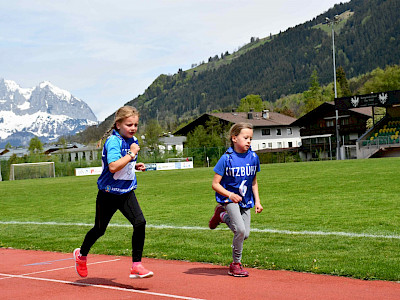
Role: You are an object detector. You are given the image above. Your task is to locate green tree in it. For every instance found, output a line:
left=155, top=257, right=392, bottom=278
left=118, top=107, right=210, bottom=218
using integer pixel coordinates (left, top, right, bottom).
left=186, top=117, right=228, bottom=148
left=28, top=137, right=43, bottom=154
left=361, top=65, right=400, bottom=94
left=186, top=125, right=209, bottom=148
left=237, top=94, right=264, bottom=112
left=57, top=137, right=67, bottom=148
left=275, top=106, right=296, bottom=117
left=366, top=107, right=386, bottom=129
left=204, top=116, right=227, bottom=147
left=143, top=119, right=163, bottom=153
left=5, top=142, right=12, bottom=149
left=303, top=70, right=324, bottom=114
left=336, top=66, right=351, bottom=97
left=273, top=94, right=304, bottom=118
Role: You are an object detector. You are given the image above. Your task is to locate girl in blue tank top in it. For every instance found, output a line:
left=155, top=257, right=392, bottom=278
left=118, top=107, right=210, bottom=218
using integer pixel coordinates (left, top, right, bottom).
left=209, top=122, right=263, bottom=277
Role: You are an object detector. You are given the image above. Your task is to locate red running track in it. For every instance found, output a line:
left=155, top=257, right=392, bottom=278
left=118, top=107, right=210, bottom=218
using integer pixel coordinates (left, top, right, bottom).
left=0, top=248, right=399, bottom=300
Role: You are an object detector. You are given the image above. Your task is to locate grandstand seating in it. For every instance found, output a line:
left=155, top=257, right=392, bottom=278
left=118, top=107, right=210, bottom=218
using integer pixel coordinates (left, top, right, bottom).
left=363, top=119, right=400, bottom=146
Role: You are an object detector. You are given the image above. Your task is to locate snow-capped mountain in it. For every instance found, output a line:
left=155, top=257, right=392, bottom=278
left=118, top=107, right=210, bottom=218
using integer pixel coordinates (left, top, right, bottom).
left=0, top=78, right=98, bottom=147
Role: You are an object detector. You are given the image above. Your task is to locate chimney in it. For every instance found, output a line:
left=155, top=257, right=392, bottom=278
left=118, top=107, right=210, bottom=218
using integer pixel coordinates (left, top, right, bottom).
left=247, top=109, right=253, bottom=120
left=262, top=109, right=269, bottom=119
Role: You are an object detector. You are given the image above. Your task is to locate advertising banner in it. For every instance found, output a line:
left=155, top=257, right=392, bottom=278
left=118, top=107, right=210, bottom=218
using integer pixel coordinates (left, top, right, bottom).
left=76, top=161, right=193, bottom=176
left=75, top=167, right=102, bottom=176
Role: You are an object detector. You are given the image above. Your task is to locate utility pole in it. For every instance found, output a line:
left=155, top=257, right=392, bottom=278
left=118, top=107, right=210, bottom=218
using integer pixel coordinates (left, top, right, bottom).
left=326, top=15, right=341, bottom=160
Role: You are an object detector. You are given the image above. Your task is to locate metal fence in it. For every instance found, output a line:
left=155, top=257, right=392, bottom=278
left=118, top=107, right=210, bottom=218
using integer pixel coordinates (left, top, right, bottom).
left=0, top=146, right=302, bottom=180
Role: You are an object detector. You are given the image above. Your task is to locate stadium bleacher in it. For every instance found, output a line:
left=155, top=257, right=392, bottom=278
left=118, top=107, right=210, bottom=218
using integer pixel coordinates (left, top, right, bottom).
left=364, top=119, right=400, bottom=146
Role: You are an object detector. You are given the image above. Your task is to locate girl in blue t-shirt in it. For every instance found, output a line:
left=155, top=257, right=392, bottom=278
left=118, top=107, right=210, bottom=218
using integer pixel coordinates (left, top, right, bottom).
left=209, top=122, right=263, bottom=277
left=73, top=106, right=153, bottom=279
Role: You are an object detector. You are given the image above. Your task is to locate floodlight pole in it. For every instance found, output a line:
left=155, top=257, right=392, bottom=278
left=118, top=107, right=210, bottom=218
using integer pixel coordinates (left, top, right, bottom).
left=327, top=15, right=341, bottom=160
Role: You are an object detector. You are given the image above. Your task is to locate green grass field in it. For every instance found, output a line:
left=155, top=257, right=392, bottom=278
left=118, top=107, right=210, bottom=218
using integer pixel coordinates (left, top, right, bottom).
left=1, top=158, right=400, bottom=281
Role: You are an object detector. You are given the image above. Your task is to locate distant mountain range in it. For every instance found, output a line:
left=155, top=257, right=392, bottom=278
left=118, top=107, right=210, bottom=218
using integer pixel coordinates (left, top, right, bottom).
left=0, top=78, right=97, bottom=147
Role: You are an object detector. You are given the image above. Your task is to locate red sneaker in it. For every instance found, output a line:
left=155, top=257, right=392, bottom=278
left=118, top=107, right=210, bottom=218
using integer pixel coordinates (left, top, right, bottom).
left=228, top=262, right=249, bottom=277
left=130, top=263, right=154, bottom=279
left=73, top=248, right=88, bottom=277
left=209, top=204, right=225, bottom=229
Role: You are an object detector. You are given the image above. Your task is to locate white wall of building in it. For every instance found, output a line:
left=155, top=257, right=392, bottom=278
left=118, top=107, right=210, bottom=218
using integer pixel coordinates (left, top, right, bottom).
left=159, top=144, right=184, bottom=153
left=251, top=126, right=301, bottom=151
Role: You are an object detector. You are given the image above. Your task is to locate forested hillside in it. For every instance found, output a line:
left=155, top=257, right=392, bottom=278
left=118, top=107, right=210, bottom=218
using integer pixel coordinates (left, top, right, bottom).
left=127, top=0, right=399, bottom=121
left=74, top=0, right=400, bottom=143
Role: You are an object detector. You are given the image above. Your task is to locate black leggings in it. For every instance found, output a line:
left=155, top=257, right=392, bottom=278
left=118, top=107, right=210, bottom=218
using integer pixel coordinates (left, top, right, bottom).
left=80, top=190, right=146, bottom=262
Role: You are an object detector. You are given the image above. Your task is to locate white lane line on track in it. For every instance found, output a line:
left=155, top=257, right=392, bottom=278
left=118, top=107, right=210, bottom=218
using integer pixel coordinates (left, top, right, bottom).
left=24, top=258, right=121, bottom=276
left=0, top=272, right=205, bottom=300
left=1, top=220, right=400, bottom=240
left=0, top=258, right=121, bottom=280
left=25, top=257, right=73, bottom=266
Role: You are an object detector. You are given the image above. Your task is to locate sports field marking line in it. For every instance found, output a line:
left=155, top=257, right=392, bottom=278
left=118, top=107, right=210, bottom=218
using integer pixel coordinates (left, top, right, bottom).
left=0, top=272, right=205, bottom=300
left=1, top=220, right=400, bottom=240
left=25, top=257, right=73, bottom=266
left=0, top=258, right=120, bottom=280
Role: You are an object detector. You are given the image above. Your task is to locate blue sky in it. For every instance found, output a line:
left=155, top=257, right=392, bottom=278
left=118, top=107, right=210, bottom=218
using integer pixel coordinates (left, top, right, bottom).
left=1, top=0, right=344, bottom=121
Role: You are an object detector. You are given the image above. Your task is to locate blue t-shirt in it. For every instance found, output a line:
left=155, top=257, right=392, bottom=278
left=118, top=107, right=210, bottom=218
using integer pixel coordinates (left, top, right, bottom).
left=97, top=130, right=138, bottom=194
left=213, top=147, right=260, bottom=208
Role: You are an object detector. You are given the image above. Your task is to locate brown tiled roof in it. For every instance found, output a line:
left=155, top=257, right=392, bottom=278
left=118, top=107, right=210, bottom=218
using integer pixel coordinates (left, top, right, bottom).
left=210, top=112, right=297, bottom=127
left=173, top=111, right=298, bottom=136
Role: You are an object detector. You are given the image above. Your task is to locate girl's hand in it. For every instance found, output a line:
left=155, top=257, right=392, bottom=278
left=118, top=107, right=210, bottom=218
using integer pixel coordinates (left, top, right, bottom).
left=135, top=162, right=146, bottom=171
left=229, top=193, right=242, bottom=203
left=255, top=203, right=263, bottom=214
left=130, top=143, right=140, bottom=155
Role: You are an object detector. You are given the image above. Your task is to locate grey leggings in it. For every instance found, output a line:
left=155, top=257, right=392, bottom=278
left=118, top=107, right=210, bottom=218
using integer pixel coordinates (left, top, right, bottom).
left=222, top=203, right=251, bottom=263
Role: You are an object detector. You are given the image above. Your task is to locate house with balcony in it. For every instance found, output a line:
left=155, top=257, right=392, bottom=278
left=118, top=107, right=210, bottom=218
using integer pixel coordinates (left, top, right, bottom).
left=174, top=110, right=301, bottom=151
left=291, top=102, right=372, bottom=160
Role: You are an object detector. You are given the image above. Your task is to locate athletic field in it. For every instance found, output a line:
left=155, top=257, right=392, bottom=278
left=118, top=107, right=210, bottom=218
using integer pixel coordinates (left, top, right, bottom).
left=1, top=157, right=400, bottom=282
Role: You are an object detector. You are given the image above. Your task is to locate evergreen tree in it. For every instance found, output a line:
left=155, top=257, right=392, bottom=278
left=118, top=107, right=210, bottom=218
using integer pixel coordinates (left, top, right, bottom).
left=336, top=66, right=351, bottom=97
left=303, top=70, right=324, bottom=114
